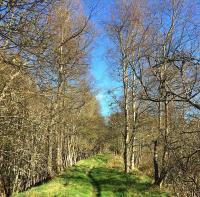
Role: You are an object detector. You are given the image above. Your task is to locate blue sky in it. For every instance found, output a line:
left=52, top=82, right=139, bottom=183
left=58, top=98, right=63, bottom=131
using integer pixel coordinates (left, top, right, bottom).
left=84, top=0, right=120, bottom=117
left=90, top=34, right=118, bottom=117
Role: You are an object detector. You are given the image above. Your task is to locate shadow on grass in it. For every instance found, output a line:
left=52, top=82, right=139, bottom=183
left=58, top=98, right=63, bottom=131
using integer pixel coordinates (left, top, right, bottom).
left=14, top=155, right=167, bottom=197
left=92, top=167, right=164, bottom=197
left=94, top=154, right=111, bottom=163
left=89, top=167, right=132, bottom=196
left=59, top=164, right=154, bottom=197
left=88, top=169, right=101, bottom=197
left=52, top=154, right=166, bottom=197
left=59, top=166, right=89, bottom=186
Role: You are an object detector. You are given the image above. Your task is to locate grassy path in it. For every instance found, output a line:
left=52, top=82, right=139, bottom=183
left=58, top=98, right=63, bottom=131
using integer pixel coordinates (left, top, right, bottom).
left=13, top=154, right=169, bottom=197
left=88, top=168, right=101, bottom=197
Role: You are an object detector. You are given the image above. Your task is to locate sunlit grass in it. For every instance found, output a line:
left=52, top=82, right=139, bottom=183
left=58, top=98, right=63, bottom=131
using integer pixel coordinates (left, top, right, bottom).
left=13, top=154, right=169, bottom=197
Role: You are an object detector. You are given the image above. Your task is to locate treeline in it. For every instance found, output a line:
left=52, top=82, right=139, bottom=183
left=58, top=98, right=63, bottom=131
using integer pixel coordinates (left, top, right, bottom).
left=0, top=1, right=106, bottom=196
left=105, top=0, right=200, bottom=196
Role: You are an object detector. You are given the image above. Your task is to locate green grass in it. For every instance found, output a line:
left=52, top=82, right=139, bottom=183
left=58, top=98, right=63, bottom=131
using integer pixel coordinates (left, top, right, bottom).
left=13, top=154, right=169, bottom=197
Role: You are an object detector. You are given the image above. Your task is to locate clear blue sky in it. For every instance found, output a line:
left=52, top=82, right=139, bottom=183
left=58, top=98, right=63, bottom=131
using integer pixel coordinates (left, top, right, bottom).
left=84, top=0, right=120, bottom=117
left=90, top=35, right=119, bottom=117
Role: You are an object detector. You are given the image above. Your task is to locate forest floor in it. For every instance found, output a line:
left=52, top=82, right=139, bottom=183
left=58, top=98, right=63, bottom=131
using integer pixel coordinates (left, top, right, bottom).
left=13, top=154, right=169, bottom=197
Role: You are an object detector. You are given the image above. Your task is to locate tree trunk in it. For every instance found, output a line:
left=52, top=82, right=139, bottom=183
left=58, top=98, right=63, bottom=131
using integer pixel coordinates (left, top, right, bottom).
left=129, top=137, right=135, bottom=170
left=123, top=62, right=130, bottom=173
left=47, top=126, right=53, bottom=177
left=153, top=140, right=159, bottom=185
left=129, top=73, right=136, bottom=170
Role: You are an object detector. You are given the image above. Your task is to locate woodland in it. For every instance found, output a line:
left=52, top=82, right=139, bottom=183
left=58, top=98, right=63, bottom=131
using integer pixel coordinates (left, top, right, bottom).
left=0, top=0, right=200, bottom=197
